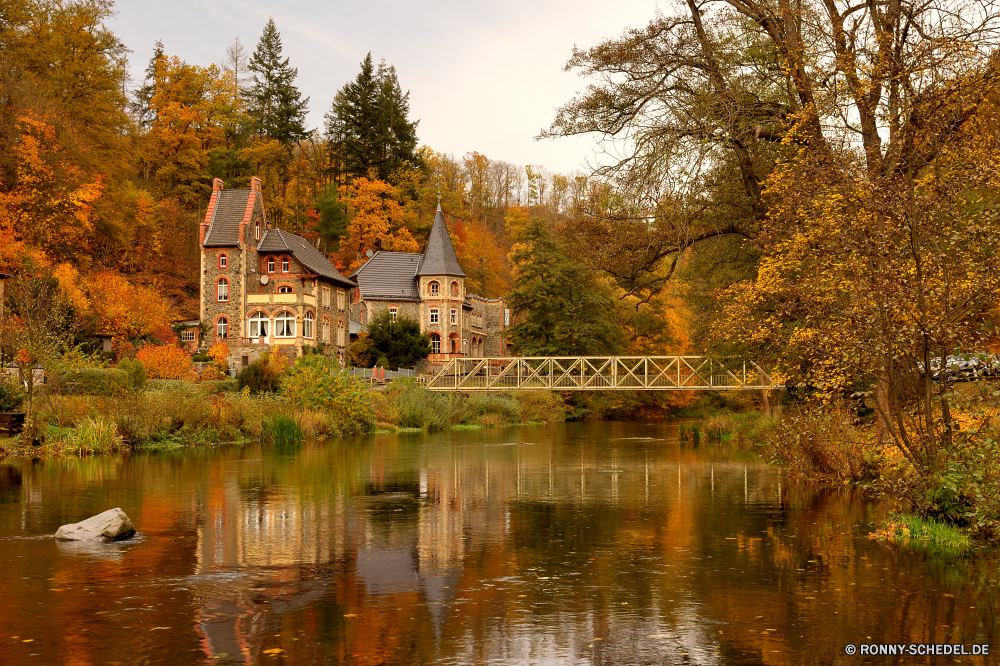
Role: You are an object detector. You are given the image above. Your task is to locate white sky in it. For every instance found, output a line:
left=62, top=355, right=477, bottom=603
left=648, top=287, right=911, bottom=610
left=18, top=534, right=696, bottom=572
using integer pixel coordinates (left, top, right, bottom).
left=111, top=0, right=661, bottom=175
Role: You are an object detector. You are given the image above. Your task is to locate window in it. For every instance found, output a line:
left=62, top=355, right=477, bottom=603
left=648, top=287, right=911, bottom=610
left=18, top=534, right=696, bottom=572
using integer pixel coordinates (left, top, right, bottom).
left=275, top=311, right=296, bottom=338
left=281, top=257, right=290, bottom=272
left=248, top=312, right=269, bottom=338
left=219, top=253, right=227, bottom=269
left=337, top=320, right=345, bottom=346
left=451, top=281, right=459, bottom=296
left=323, top=319, right=330, bottom=343
left=450, top=309, right=457, bottom=325
left=337, top=290, right=345, bottom=309
left=181, top=330, right=196, bottom=342
left=278, top=285, right=293, bottom=294
left=430, top=334, right=440, bottom=354
left=452, top=336, right=460, bottom=353
left=390, top=307, right=398, bottom=322
left=216, top=317, right=228, bottom=338
left=255, top=219, right=261, bottom=241
left=304, top=311, right=315, bottom=339
left=429, top=308, right=438, bottom=324
left=217, top=277, right=229, bottom=302
left=429, top=281, right=439, bottom=295
left=267, top=257, right=275, bottom=273
left=323, top=286, right=330, bottom=307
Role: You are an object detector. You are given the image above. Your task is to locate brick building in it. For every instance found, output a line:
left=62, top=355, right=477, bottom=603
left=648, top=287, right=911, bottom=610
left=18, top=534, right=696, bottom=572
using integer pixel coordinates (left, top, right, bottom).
left=349, top=204, right=510, bottom=362
left=199, top=177, right=356, bottom=368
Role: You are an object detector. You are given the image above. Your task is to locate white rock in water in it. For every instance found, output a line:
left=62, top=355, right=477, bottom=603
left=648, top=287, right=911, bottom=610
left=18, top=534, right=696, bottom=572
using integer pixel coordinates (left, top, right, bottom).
left=55, top=508, right=136, bottom=542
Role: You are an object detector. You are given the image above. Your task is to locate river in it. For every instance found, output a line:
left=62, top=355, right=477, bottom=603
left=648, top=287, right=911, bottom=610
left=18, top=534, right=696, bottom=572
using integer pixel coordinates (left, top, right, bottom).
left=0, top=420, right=997, bottom=665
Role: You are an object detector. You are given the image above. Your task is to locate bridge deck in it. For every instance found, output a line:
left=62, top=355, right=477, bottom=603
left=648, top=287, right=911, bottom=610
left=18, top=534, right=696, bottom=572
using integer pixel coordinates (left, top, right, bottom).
left=424, top=356, right=781, bottom=391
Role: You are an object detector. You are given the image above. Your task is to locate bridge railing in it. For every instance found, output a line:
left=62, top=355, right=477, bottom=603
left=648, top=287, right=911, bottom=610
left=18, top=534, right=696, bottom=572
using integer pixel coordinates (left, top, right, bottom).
left=424, top=356, right=782, bottom=392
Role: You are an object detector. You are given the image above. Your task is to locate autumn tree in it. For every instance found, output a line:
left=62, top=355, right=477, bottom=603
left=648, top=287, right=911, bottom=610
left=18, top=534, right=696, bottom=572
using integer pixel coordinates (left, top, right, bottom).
left=339, top=177, right=419, bottom=271
left=326, top=53, right=421, bottom=182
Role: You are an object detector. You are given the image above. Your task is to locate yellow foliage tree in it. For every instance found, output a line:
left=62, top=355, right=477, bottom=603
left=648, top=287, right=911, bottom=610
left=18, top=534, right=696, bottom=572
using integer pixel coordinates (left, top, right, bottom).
left=339, top=177, right=418, bottom=272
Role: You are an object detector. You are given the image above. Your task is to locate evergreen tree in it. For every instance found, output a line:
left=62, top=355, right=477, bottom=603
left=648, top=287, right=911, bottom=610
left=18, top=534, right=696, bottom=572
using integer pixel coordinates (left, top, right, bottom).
left=366, top=311, right=431, bottom=369
left=507, top=219, right=622, bottom=356
left=314, top=183, right=348, bottom=248
left=131, top=40, right=164, bottom=129
left=325, top=53, right=421, bottom=182
left=246, top=19, right=309, bottom=146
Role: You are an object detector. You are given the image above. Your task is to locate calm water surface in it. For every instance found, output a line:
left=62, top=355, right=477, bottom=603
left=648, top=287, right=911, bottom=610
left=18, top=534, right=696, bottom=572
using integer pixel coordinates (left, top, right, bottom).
left=0, top=420, right=997, bottom=665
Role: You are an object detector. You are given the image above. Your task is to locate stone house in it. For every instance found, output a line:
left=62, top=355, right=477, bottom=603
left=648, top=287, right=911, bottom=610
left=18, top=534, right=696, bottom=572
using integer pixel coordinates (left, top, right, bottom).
left=349, top=205, right=510, bottom=363
left=199, top=177, right=356, bottom=368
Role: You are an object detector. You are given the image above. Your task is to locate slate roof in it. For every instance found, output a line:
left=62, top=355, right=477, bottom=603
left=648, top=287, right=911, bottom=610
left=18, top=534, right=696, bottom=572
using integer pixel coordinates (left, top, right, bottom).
left=350, top=252, right=423, bottom=301
left=258, top=228, right=356, bottom=288
left=415, top=206, right=465, bottom=277
left=203, top=189, right=251, bottom=247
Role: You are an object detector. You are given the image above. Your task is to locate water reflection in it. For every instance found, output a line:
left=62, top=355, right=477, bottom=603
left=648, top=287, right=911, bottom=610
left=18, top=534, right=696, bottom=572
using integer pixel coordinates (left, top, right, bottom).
left=0, top=421, right=998, bottom=665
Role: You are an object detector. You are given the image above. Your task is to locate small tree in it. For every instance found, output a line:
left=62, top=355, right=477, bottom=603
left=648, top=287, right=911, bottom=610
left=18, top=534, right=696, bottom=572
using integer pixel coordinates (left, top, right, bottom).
left=1, top=273, right=77, bottom=420
left=366, top=311, right=431, bottom=369
left=349, top=330, right=375, bottom=368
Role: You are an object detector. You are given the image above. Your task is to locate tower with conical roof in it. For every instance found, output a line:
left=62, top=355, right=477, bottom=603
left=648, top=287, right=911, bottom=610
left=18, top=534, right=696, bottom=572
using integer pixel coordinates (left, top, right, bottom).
left=416, top=204, right=466, bottom=358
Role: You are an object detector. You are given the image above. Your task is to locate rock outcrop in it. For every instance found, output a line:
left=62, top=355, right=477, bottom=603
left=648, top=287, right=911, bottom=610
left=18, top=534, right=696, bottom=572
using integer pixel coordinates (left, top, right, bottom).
left=55, top=508, right=136, bottom=542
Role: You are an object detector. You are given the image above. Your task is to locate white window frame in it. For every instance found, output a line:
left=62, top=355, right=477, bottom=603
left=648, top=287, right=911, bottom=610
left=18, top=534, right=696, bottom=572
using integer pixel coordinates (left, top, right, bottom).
left=323, top=319, right=330, bottom=343
left=267, top=257, right=275, bottom=273
left=390, top=307, right=398, bottom=322
left=323, top=286, right=330, bottom=307
left=255, top=219, right=261, bottom=240
left=337, top=289, right=345, bottom=309
left=217, top=278, right=229, bottom=302
left=216, top=317, right=228, bottom=338
left=303, top=311, right=315, bottom=339
left=431, top=335, right=440, bottom=354
left=429, top=308, right=439, bottom=324
left=181, top=330, right=196, bottom=342
left=429, top=281, right=439, bottom=295
left=281, top=257, right=290, bottom=272
left=274, top=311, right=296, bottom=338
left=219, top=254, right=227, bottom=269
left=337, top=321, right=345, bottom=346
left=278, top=285, right=292, bottom=294
left=450, top=309, right=457, bottom=325
left=248, top=312, right=269, bottom=339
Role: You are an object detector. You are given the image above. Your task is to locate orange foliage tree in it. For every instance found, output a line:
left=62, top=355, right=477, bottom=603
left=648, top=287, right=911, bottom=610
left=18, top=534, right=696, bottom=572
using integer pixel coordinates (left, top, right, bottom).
left=136, top=344, right=192, bottom=380
left=339, top=177, right=418, bottom=272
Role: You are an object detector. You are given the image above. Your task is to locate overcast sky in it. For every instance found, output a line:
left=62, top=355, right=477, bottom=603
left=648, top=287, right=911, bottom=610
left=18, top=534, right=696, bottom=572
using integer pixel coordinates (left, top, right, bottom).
left=110, top=0, right=661, bottom=175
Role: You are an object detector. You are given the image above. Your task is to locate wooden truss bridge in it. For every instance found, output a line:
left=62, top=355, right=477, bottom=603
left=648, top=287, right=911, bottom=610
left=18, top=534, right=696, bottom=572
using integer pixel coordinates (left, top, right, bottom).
left=424, top=356, right=782, bottom=392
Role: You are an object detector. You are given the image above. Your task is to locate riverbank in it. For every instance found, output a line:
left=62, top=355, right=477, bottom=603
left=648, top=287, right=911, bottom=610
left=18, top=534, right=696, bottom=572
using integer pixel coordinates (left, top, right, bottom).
left=0, top=377, right=566, bottom=458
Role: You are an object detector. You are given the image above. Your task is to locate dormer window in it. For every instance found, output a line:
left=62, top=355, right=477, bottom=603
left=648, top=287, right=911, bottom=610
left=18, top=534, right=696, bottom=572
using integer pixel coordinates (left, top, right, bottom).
left=219, top=253, right=227, bottom=269
left=267, top=257, right=275, bottom=273
left=429, top=281, right=439, bottom=296
left=281, top=258, right=290, bottom=272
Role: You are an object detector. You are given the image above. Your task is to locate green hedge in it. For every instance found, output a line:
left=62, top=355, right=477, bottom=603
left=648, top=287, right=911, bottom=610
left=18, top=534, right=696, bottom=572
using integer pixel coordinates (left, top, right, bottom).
left=65, top=369, right=130, bottom=396
left=201, top=379, right=238, bottom=394
left=116, top=359, right=147, bottom=389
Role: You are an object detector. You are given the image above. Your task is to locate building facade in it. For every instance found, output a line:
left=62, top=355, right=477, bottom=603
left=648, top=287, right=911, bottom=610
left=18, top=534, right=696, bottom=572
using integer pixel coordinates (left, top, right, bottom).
left=349, top=205, right=509, bottom=362
left=199, top=177, right=356, bottom=367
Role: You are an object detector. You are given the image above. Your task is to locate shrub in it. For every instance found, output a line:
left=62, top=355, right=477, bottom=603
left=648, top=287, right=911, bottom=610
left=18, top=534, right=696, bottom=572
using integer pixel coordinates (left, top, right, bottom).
left=283, top=355, right=375, bottom=434
left=237, top=358, right=280, bottom=395
left=116, top=358, right=147, bottom=390
left=72, top=415, right=126, bottom=454
left=375, top=354, right=389, bottom=368
left=208, top=342, right=230, bottom=372
left=0, top=378, right=24, bottom=412
left=201, top=365, right=222, bottom=381
left=65, top=369, right=130, bottom=396
left=201, top=379, right=238, bottom=394
left=137, top=344, right=193, bottom=380
left=191, top=352, right=211, bottom=362
left=514, top=391, right=565, bottom=423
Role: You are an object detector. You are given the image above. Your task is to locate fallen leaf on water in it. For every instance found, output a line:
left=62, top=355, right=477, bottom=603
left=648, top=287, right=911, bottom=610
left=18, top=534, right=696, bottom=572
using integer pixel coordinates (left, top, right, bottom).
left=804, top=596, right=816, bottom=600
left=343, top=614, right=357, bottom=618
left=150, top=627, right=171, bottom=631
left=517, top=595, right=527, bottom=598
left=263, top=649, right=283, bottom=655
left=22, top=639, right=33, bottom=643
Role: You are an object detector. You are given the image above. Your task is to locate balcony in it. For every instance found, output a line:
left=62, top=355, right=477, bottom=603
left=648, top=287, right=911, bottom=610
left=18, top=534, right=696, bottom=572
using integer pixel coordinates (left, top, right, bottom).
left=247, top=293, right=317, bottom=307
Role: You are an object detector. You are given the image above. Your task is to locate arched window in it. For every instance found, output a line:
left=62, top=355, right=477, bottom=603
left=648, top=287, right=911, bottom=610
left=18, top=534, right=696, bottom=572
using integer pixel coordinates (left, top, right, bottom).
left=217, top=277, right=229, bottom=302
left=322, top=318, right=330, bottom=343
left=277, top=285, right=293, bottom=294
left=429, top=281, right=439, bottom=295
left=451, top=281, right=459, bottom=296
left=274, top=311, right=296, bottom=338
left=429, top=308, right=439, bottom=324
left=219, top=253, right=227, bottom=269
left=255, top=219, right=261, bottom=241
left=451, top=335, right=460, bottom=353
left=248, top=312, right=269, bottom=339
left=267, top=257, right=275, bottom=273
left=216, top=317, right=228, bottom=338
left=281, top=257, right=290, bottom=272
left=430, top=333, right=441, bottom=354
left=337, top=320, right=345, bottom=346
left=303, top=311, right=315, bottom=339
left=337, top=289, right=345, bottom=309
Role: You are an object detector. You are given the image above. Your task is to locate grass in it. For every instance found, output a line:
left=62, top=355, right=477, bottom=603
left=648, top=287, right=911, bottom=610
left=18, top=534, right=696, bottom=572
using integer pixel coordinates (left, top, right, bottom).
left=870, top=513, right=972, bottom=552
left=261, top=413, right=304, bottom=446
left=680, top=410, right=780, bottom=448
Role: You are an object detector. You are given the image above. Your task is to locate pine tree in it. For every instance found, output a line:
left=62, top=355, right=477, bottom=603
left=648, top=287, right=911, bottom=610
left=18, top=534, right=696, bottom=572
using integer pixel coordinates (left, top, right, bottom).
left=507, top=219, right=622, bottom=356
left=131, top=40, right=164, bottom=129
left=246, top=19, right=309, bottom=146
left=325, top=53, right=421, bottom=182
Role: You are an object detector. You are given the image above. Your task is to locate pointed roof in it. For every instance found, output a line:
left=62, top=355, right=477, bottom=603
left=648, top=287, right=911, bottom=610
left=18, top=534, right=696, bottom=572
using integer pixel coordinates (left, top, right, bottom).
left=258, top=228, right=356, bottom=289
left=416, top=205, right=465, bottom=277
